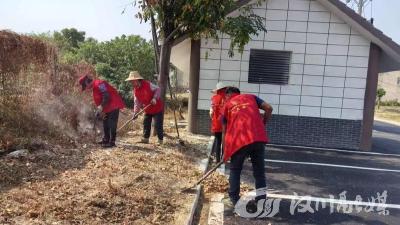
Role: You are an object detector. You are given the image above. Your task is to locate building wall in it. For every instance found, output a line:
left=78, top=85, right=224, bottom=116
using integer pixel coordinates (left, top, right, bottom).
left=378, top=71, right=400, bottom=101
left=195, top=0, right=372, bottom=149
left=171, top=38, right=191, bottom=89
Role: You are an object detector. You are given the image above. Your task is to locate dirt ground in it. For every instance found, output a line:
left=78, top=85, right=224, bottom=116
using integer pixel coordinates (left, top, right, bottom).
left=375, top=106, right=400, bottom=123
left=0, top=115, right=209, bottom=225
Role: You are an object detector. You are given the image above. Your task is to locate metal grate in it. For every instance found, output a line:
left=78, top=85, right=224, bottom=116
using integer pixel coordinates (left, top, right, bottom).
left=248, top=49, right=292, bottom=85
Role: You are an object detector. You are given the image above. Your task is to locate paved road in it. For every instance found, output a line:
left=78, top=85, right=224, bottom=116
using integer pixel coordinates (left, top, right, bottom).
left=225, top=121, right=400, bottom=224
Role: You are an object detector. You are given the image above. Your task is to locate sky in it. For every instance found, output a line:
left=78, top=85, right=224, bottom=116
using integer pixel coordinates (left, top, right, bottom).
left=0, top=0, right=399, bottom=44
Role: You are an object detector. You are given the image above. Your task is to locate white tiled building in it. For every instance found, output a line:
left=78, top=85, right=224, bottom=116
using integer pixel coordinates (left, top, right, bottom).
left=172, top=0, right=400, bottom=150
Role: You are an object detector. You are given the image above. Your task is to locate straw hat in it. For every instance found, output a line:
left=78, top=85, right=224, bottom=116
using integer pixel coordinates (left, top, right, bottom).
left=212, top=81, right=229, bottom=92
left=125, top=71, right=144, bottom=81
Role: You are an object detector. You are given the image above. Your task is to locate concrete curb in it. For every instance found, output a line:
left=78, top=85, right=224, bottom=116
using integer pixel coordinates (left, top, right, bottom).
left=374, top=117, right=400, bottom=127
left=185, top=137, right=213, bottom=225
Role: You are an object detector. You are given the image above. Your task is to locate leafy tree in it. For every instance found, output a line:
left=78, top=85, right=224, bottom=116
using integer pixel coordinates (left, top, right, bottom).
left=376, top=87, right=386, bottom=109
left=54, top=28, right=86, bottom=51
left=133, top=0, right=267, bottom=100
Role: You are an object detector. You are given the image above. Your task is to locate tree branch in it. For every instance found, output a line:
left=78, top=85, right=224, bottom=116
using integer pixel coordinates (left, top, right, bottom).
left=164, top=24, right=185, bottom=44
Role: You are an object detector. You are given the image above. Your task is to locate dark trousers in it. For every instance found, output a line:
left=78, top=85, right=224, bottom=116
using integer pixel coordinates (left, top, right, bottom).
left=229, top=142, right=267, bottom=204
left=143, top=111, right=164, bottom=140
left=212, top=132, right=223, bottom=162
left=102, top=109, right=120, bottom=144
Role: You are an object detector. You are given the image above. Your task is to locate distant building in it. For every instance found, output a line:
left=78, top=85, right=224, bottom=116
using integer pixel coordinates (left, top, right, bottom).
left=378, top=71, right=400, bottom=101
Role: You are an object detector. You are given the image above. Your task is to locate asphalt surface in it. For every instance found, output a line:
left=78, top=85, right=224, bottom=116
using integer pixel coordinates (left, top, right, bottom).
left=225, top=121, right=400, bottom=225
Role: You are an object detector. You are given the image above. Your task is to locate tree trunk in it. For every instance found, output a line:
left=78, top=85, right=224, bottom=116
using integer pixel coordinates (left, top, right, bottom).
left=158, top=42, right=172, bottom=102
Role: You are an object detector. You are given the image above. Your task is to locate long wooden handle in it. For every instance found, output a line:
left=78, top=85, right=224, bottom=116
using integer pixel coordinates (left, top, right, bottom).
left=117, top=104, right=151, bottom=132
left=194, top=161, right=224, bottom=186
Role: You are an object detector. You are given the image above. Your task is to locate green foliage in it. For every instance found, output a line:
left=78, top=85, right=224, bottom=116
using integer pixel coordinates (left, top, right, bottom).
left=31, top=30, right=155, bottom=107
left=380, top=100, right=400, bottom=107
left=376, top=88, right=386, bottom=99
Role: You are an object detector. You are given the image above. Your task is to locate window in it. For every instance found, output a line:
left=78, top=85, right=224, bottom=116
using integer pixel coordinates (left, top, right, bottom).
left=248, top=49, right=292, bottom=85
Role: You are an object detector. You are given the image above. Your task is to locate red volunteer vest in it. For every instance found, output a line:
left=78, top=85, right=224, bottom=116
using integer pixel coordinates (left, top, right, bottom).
left=134, top=80, right=163, bottom=115
left=223, top=94, right=269, bottom=162
left=211, top=91, right=225, bottom=133
left=92, top=80, right=125, bottom=113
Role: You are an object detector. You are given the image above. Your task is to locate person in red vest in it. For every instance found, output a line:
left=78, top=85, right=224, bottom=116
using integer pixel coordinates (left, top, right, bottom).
left=79, top=74, right=125, bottom=148
left=210, top=82, right=229, bottom=162
left=221, top=87, right=273, bottom=212
left=125, top=71, right=164, bottom=145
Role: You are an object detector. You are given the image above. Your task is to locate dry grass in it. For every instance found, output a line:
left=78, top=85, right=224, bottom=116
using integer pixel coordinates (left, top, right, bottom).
left=375, top=106, right=400, bottom=123
left=0, top=127, right=209, bottom=225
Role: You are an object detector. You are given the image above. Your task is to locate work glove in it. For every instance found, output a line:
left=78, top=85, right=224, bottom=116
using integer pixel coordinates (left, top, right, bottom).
left=150, top=98, right=157, bottom=105
left=95, top=106, right=105, bottom=120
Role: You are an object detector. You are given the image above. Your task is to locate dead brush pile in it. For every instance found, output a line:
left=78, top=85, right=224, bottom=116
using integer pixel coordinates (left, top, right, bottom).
left=0, top=30, right=96, bottom=151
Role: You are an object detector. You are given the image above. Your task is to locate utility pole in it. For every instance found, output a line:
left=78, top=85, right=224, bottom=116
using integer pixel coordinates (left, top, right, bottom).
left=345, top=0, right=371, bottom=15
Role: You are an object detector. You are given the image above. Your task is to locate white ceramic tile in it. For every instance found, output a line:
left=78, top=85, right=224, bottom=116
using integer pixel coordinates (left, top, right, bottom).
left=246, top=41, right=264, bottom=50
left=323, top=87, right=344, bottom=97
left=240, top=72, right=248, bottom=82
left=200, top=59, right=220, bottom=70
left=302, top=86, right=322, bottom=96
left=265, top=31, right=286, bottom=42
left=219, top=70, right=241, bottom=81
left=309, top=11, right=330, bottom=22
left=307, top=33, right=328, bottom=44
left=341, top=109, right=363, bottom=120
left=327, top=45, right=349, bottom=56
left=266, top=20, right=287, bottom=31
left=287, top=21, right=308, bottom=32
left=285, top=43, right=306, bottom=54
left=259, top=93, right=280, bottom=104
left=344, top=88, right=365, bottom=99
left=329, top=23, right=350, bottom=34
left=325, top=66, right=346, bottom=77
left=264, top=42, right=285, bottom=50
left=289, top=74, right=303, bottom=85
left=200, top=69, right=219, bottom=80
left=220, top=80, right=239, bottom=88
left=350, top=35, right=370, bottom=46
left=300, top=106, right=321, bottom=117
left=310, top=1, right=328, bottom=11
left=349, top=46, right=370, bottom=57
left=305, top=54, right=326, bottom=65
left=328, top=34, right=350, bottom=45
left=322, top=97, right=342, bottom=107
left=221, top=38, right=233, bottom=50
left=279, top=105, right=300, bottom=116
left=304, top=64, right=325, bottom=75
left=289, top=0, right=310, bottom=10
left=241, top=51, right=250, bottom=61
left=303, top=75, right=323, bottom=86
left=281, top=85, right=302, bottom=95
left=323, top=77, right=345, bottom=87
left=326, top=55, right=347, bottom=66
left=343, top=98, right=364, bottom=109
left=346, top=67, right=368, bottom=78
left=280, top=95, right=301, bottom=105
left=268, top=0, right=289, bottom=10
left=345, top=78, right=366, bottom=88
left=221, top=60, right=240, bottom=70
left=266, top=9, right=288, bottom=20
left=241, top=61, right=249, bottom=71
left=347, top=56, right=369, bottom=68
left=288, top=10, right=309, bottom=21
left=240, top=82, right=260, bottom=92
left=260, top=84, right=281, bottom=94
left=290, top=63, right=304, bottom=74
left=330, top=14, right=345, bottom=23
left=199, top=79, right=218, bottom=90
left=307, top=22, right=330, bottom=33
left=199, top=89, right=213, bottom=100
left=321, top=107, right=341, bottom=119
left=301, top=95, right=322, bottom=107
left=306, top=44, right=327, bottom=54
left=292, top=53, right=305, bottom=64
left=197, top=99, right=211, bottom=110
left=285, top=32, right=307, bottom=43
